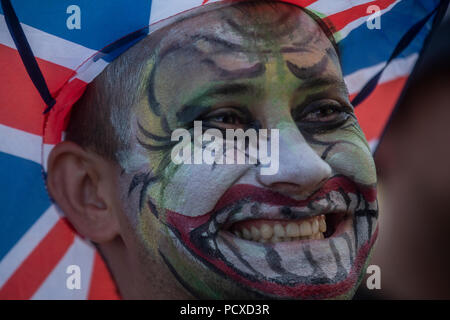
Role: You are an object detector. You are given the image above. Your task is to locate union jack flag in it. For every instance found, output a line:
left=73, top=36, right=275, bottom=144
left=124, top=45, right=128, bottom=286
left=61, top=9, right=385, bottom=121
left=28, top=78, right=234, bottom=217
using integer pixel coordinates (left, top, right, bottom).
left=0, top=0, right=447, bottom=299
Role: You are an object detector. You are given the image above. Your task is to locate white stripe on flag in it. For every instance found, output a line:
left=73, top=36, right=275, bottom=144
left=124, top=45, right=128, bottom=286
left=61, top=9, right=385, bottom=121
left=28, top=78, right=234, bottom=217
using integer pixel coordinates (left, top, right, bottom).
left=308, top=0, right=377, bottom=16
left=150, top=0, right=204, bottom=25
left=31, top=237, right=95, bottom=300
left=344, top=53, right=418, bottom=95
left=0, top=14, right=96, bottom=71
left=335, top=0, right=401, bottom=41
left=0, top=124, right=55, bottom=166
left=69, top=57, right=109, bottom=84
left=0, top=124, right=41, bottom=163
left=149, top=0, right=223, bottom=26
left=0, top=205, right=59, bottom=288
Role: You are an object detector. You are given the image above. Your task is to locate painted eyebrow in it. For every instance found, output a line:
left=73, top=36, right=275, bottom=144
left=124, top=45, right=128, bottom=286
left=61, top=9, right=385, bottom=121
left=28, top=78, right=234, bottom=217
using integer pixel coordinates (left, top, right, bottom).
left=176, top=83, right=255, bottom=123
left=202, top=83, right=255, bottom=96
left=286, top=55, right=329, bottom=80
left=297, top=76, right=349, bottom=95
left=158, top=34, right=245, bottom=63
left=201, top=58, right=266, bottom=81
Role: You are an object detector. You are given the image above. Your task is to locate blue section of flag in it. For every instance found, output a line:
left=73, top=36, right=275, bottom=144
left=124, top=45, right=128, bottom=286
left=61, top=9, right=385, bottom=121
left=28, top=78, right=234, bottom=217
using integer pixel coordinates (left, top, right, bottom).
left=0, top=0, right=152, bottom=51
left=340, top=0, right=440, bottom=77
left=0, top=152, right=51, bottom=261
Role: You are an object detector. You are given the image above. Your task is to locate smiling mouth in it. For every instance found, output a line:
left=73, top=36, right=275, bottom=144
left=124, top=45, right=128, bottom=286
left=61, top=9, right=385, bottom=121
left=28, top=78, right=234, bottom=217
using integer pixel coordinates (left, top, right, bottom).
left=164, top=175, right=378, bottom=298
left=228, top=212, right=348, bottom=243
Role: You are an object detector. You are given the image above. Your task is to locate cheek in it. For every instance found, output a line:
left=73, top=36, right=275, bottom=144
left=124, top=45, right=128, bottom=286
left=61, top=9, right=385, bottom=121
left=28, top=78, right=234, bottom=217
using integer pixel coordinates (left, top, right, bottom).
left=327, top=145, right=377, bottom=185
left=148, top=160, right=252, bottom=217
left=134, top=150, right=253, bottom=264
left=329, top=133, right=376, bottom=185
left=313, top=126, right=377, bottom=186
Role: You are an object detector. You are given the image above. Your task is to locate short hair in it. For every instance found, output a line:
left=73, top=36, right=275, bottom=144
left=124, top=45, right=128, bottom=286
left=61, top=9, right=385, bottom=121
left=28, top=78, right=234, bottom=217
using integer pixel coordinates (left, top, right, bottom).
left=65, top=0, right=339, bottom=162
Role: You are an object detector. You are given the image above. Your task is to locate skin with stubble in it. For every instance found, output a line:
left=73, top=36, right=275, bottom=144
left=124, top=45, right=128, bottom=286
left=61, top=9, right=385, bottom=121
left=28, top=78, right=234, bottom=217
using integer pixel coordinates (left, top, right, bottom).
left=47, top=2, right=378, bottom=299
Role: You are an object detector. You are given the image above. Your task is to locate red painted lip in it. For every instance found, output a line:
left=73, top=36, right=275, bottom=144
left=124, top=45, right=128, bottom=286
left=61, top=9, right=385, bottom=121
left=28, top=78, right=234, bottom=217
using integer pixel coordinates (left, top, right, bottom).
left=166, top=175, right=376, bottom=233
left=214, top=175, right=375, bottom=215
left=163, top=175, right=377, bottom=298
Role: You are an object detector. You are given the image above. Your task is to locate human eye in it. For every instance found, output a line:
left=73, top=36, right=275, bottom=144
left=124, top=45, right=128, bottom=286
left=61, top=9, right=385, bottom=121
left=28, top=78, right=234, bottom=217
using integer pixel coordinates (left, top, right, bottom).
left=200, top=107, right=250, bottom=130
left=295, top=99, right=353, bottom=133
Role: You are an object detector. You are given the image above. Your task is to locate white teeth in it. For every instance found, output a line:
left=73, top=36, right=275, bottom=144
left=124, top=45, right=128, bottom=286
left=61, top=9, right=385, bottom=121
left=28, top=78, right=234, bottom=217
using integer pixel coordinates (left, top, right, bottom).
left=319, top=216, right=327, bottom=233
left=312, top=219, right=319, bottom=234
left=232, top=215, right=326, bottom=243
left=286, top=223, right=300, bottom=237
left=260, top=224, right=273, bottom=239
left=242, top=228, right=251, bottom=240
left=299, top=221, right=312, bottom=236
left=250, top=226, right=261, bottom=241
left=274, top=223, right=285, bottom=237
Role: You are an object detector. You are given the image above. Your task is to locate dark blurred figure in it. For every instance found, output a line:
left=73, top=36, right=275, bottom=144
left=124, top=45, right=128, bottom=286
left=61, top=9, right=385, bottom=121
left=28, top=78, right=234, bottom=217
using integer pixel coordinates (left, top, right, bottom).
left=355, top=17, right=450, bottom=299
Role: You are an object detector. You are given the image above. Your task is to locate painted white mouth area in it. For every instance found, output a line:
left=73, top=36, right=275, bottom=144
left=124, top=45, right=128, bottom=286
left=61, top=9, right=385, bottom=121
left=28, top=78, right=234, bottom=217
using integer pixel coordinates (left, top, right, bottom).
left=173, top=189, right=378, bottom=287
left=231, top=215, right=327, bottom=243
left=217, top=217, right=357, bottom=280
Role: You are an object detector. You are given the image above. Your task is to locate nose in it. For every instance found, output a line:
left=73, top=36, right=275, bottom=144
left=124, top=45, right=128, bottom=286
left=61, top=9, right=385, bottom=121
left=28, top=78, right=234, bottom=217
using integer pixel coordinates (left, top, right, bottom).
left=257, top=123, right=332, bottom=198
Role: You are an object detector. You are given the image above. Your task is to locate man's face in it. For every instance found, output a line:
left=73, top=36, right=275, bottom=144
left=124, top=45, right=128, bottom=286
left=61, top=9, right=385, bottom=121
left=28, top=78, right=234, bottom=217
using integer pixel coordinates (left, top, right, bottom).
left=119, top=3, right=377, bottom=299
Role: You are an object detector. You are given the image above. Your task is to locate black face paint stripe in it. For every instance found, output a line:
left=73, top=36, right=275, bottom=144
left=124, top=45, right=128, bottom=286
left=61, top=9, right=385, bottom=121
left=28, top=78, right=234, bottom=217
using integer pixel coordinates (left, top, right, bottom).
left=158, top=250, right=201, bottom=299
left=338, top=187, right=352, bottom=212
left=147, top=63, right=161, bottom=116
left=205, top=83, right=255, bottom=97
left=202, top=58, right=266, bottom=81
left=137, top=136, right=176, bottom=151
left=138, top=121, right=170, bottom=141
left=147, top=198, right=159, bottom=218
left=286, top=55, right=329, bottom=80
left=294, top=76, right=347, bottom=94
left=320, top=142, right=338, bottom=160
left=341, top=233, right=355, bottom=265
left=128, top=172, right=149, bottom=196
left=319, top=139, right=361, bottom=160
left=160, top=115, right=172, bottom=135
left=329, top=238, right=349, bottom=279
left=353, top=213, right=358, bottom=251
left=192, top=34, right=245, bottom=52
left=264, top=246, right=299, bottom=279
left=219, top=236, right=262, bottom=277
left=302, top=245, right=329, bottom=284
left=139, top=175, right=158, bottom=211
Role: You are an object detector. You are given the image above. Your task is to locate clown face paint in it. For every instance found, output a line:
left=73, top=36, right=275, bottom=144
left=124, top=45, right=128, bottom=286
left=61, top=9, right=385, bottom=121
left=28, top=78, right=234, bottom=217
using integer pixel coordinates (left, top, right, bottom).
left=119, top=2, right=378, bottom=299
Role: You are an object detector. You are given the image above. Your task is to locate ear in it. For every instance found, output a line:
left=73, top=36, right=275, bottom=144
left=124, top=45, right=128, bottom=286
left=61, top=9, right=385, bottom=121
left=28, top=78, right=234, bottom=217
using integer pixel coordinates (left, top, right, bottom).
left=46, top=141, right=120, bottom=243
